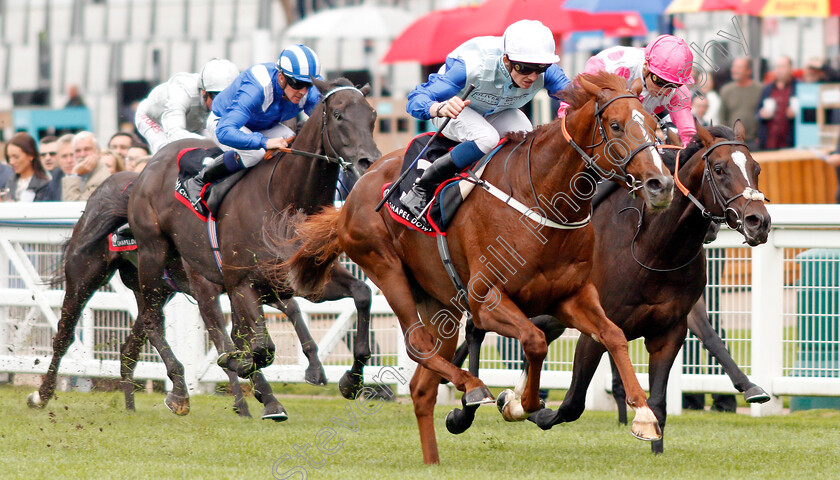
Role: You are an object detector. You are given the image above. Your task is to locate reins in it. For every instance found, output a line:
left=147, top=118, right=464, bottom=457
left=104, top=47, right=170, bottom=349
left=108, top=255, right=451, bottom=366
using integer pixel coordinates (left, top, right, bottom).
left=265, top=85, right=365, bottom=213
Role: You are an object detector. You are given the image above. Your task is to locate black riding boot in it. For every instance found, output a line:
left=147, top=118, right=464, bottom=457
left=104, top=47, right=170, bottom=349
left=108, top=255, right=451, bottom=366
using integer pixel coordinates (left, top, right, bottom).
left=400, top=152, right=462, bottom=217
left=183, top=153, right=238, bottom=207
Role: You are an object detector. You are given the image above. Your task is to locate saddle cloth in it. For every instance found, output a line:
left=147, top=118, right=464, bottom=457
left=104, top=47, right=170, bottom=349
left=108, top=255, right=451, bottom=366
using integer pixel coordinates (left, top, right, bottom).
left=108, top=223, right=137, bottom=252
left=174, top=147, right=245, bottom=221
left=384, top=133, right=504, bottom=235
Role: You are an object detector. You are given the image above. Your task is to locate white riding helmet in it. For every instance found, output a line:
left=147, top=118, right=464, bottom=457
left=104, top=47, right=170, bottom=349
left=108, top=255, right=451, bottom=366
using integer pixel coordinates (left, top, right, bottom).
left=502, top=20, right=560, bottom=65
left=200, top=58, right=240, bottom=93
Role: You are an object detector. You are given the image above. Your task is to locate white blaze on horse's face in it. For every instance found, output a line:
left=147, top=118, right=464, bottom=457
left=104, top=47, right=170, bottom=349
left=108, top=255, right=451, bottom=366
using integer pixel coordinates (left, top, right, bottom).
left=631, top=109, right=663, bottom=173
left=731, top=151, right=751, bottom=186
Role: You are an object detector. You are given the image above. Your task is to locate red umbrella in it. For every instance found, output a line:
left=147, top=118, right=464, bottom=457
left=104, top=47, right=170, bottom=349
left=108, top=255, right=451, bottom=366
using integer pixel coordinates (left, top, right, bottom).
left=380, top=6, right=482, bottom=65
left=383, top=1, right=646, bottom=65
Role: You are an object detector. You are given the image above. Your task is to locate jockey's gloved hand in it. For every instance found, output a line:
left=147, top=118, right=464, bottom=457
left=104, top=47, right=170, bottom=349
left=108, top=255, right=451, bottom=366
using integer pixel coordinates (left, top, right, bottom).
left=430, top=97, right=471, bottom=119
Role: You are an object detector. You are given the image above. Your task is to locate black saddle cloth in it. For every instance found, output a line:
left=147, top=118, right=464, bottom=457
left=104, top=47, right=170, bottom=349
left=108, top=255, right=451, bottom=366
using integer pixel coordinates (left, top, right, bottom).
left=383, top=133, right=467, bottom=234
left=174, top=147, right=246, bottom=221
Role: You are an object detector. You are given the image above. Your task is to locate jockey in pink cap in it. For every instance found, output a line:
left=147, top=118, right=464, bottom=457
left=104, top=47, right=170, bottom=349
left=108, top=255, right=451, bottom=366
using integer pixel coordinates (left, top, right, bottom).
left=562, top=35, right=696, bottom=147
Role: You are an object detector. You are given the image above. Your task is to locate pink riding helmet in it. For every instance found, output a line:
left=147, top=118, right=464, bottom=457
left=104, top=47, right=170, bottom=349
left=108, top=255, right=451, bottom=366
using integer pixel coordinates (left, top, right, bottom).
left=644, top=35, right=695, bottom=85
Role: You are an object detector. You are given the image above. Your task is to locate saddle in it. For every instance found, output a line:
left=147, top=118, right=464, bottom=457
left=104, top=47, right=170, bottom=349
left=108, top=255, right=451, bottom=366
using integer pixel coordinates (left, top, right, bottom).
left=384, top=133, right=503, bottom=235
left=174, top=147, right=246, bottom=221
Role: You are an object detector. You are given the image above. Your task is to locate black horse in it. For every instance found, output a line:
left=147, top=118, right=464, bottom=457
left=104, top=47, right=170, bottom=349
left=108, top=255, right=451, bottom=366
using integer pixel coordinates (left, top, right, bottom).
left=447, top=123, right=771, bottom=454
left=26, top=172, right=329, bottom=418
left=126, top=78, right=380, bottom=419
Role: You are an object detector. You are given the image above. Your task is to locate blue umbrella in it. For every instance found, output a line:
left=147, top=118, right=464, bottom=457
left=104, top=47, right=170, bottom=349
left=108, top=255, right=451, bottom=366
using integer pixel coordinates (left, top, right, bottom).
left=563, top=0, right=671, bottom=15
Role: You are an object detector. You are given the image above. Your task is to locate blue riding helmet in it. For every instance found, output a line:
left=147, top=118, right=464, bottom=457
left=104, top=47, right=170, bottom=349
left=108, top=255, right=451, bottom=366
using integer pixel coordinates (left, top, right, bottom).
left=277, top=44, right=321, bottom=83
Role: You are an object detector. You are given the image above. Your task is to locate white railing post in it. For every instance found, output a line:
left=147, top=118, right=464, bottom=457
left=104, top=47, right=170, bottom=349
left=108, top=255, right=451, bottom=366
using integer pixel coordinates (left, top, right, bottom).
left=750, top=235, right=785, bottom=416
left=163, top=294, right=207, bottom=395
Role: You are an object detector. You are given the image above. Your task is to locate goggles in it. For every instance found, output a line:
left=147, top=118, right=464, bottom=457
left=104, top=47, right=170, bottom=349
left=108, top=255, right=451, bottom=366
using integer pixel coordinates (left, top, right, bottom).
left=510, top=61, right=550, bottom=75
left=648, top=72, right=680, bottom=88
left=283, top=73, right=312, bottom=91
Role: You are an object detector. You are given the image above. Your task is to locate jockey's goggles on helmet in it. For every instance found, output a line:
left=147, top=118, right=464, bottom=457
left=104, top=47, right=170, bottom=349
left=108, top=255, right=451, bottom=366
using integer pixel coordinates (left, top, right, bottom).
left=648, top=72, right=679, bottom=88
left=510, top=61, right=550, bottom=75
left=283, top=73, right=311, bottom=91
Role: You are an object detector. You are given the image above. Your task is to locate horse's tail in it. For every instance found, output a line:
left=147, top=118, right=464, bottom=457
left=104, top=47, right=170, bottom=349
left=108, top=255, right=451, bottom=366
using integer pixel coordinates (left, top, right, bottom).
left=284, top=206, right=343, bottom=297
left=50, top=172, right=138, bottom=286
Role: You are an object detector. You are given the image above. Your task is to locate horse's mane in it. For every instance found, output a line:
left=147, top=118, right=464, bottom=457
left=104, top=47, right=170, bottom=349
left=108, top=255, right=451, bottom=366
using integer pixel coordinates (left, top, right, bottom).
left=564, top=71, right=630, bottom=111
left=505, top=72, right=632, bottom=144
left=660, top=125, right=736, bottom=171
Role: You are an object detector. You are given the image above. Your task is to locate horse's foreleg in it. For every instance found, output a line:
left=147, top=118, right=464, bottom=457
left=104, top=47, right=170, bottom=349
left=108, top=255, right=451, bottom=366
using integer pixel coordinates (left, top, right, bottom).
left=411, top=365, right=444, bottom=465
left=28, top=252, right=113, bottom=409
left=560, top=283, right=660, bottom=441
left=645, top=324, right=689, bottom=454
left=687, top=298, right=769, bottom=404
left=444, top=318, right=486, bottom=435
left=609, top=356, right=628, bottom=425
left=471, top=294, right=547, bottom=421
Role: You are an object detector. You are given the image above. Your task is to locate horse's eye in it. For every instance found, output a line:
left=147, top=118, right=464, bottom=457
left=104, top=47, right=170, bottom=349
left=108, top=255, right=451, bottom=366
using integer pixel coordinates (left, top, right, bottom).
left=610, top=121, right=620, bottom=132
left=333, top=110, right=341, bottom=120
left=713, top=164, right=724, bottom=175
left=755, top=163, right=762, bottom=176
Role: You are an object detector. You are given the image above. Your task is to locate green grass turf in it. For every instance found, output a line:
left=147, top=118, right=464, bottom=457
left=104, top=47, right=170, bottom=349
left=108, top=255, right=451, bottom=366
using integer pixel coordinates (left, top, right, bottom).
left=1, top=384, right=838, bottom=480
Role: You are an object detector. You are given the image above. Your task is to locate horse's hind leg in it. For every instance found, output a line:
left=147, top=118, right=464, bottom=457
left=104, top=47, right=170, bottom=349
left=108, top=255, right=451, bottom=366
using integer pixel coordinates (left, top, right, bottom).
left=609, top=356, right=629, bottom=425
left=275, top=298, right=326, bottom=387
left=445, top=319, right=486, bottom=435
left=120, top=291, right=151, bottom=412
left=185, top=267, right=252, bottom=418
left=28, top=249, right=114, bottom=409
left=687, top=298, right=769, bottom=404
left=645, top=324, right=690, bottom=454
left=321, top=268, right=372, bottom=399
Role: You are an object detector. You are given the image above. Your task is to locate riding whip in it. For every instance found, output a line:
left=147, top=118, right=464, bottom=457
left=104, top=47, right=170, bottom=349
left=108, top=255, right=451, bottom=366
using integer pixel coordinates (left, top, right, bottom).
left=375, top=83, right=476, bottom=212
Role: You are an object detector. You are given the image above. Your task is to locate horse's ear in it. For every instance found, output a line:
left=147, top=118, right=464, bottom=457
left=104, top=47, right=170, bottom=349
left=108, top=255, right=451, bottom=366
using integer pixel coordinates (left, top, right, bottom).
left=311, top=77, right=332, bottom=96
left=578, top=74, right=599, bottom=98
left=733, top=118, right=746, bottom=142
left=630, top=77, right=643, bottom=97
left=359, top=83, right=372, bottom=96
left=695, top=118, right=714, bottom=148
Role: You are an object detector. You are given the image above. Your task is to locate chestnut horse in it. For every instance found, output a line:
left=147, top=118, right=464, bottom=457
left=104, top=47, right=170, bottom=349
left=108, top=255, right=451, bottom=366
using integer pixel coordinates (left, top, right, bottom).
left=445, top=123, right=771, bottom=454
left=26, top=172, right=328, bottom=418
left=126, top=78, right=380, bottom=419
left=286, top=72, right=675, bottom=464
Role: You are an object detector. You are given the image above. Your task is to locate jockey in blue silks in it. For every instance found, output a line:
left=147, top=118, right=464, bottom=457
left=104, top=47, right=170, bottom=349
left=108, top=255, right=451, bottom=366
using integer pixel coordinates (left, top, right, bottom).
left=401, top=19, right=572, bottom=217
left=183, top=44, right=323, bottom=207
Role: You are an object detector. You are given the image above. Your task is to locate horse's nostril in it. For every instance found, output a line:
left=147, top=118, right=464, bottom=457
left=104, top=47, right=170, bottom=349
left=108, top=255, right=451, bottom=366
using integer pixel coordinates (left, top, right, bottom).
left=357, top=158, right=372, bottom=171
left=645, top=178, right=663, bottom=194
left=745, top=214, right=761, bottom=229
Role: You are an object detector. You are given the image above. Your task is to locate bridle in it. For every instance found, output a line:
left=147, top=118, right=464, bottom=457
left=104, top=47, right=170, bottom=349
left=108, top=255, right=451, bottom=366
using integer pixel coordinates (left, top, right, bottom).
left=319, top=85, right=365, bottom=179
left=560, top=93, right=655, bottom=192
left=266, top=85, right=367, bottom=213
left=672, top=139, right=765, bottom=231
left=625, top=137, right=766, bottom=272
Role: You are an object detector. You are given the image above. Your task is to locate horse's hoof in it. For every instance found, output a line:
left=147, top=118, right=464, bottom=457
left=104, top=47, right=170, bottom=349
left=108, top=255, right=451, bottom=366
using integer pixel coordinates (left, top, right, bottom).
left=497, top=391, right=529, bottom=422
left=445, top=408, right=474, bottom=435
left=464, top=386, right=494, bottom=406
left=496, top=389, right=513, bottom=414
left=630, top=406, right=662, bottom=441
left=233, top=400, right=252, bottom=418
left=527, top=407, right=557, bottom=431
left=305, top=366, right=328, bottom=386
left=26, top=391, right=45, bottom=409
left=261, top=402, right=288, bottom=422
left=216, top=352, right=232, bottom=370
left=338, top=370, right=363, bottom=400
left=744, top=385, right=771, bottom=404
left=164, top=393, right=190, bottom=416
left=651, top=438, right=664, bottom=455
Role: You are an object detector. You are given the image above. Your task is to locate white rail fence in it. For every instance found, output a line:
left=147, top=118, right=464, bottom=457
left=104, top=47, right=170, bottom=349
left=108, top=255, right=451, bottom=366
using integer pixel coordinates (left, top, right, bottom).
left=0, top=202, right=838, bottom=417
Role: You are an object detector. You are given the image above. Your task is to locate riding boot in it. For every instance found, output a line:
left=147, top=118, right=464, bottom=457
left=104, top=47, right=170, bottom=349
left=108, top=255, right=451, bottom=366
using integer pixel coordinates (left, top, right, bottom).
left=184, top=151, right=242, bottom=207
left=400, top=151, right=462, bottom=217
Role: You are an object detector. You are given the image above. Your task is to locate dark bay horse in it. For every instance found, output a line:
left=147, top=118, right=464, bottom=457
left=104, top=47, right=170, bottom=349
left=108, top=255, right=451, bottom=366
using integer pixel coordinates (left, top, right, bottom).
left=25, top=172, right=327, bottom=418
left=126, top=78, right=380, bottom=420
left=446, top=123, right=771, bottom=454
left=286, top=72, right=675, bottom=464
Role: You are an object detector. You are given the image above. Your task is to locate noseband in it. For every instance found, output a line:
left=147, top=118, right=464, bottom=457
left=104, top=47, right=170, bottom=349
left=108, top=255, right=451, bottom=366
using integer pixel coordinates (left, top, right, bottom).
left=561, top=93, right=655, bottom=191
left=673, top=139, right=766, bottom=231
